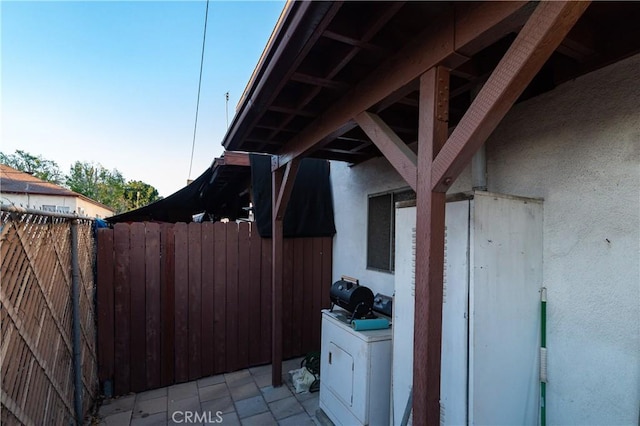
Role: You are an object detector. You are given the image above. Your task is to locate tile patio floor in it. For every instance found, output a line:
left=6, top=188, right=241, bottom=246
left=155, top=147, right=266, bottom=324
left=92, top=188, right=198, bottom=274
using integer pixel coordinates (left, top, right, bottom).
left=96, top=357, right=329, bottom=426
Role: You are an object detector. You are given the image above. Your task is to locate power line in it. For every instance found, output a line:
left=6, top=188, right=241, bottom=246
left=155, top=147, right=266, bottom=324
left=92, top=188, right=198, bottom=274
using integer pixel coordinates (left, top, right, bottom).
left=188, top=0, right=210, bottom=181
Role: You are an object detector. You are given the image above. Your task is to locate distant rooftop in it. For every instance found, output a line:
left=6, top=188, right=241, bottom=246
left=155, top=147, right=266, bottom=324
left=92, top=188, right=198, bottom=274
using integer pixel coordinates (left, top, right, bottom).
left=0, top=164, right=115, bottom=212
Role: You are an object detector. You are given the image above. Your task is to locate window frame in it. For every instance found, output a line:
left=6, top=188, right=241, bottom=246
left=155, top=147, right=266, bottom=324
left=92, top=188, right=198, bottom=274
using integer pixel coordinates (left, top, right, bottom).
left=366, top=187, right=416, bottom=273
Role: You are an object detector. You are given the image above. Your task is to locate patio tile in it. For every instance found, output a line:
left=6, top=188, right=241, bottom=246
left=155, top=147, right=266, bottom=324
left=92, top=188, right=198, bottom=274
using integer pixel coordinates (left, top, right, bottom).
left=229, top=382, right=260, bottom=401
left=133, top=396, right=167, bottom=418
left=277, top=412, right=316, bottom=426
left=100, top=410, right=133, bottom=425
left=261, top=385, right=293, bottom=403
left=99, top=394, right=136, bottom=417
left=300, top=395, right=319, bottom=416
left=199, top=382, right=229, bottom=402
left=234, top=395, right=268, bottom=419
left=248, top=364, right=271, bottom=376
left=136, top=387, right=167, bottom=402
left=131, top=411, right=167, bottom=426
left=253, top=373, right=272, bottom=388
left=225, top=370, right=254, bottom=388
left=219, top=412, right=241, bottom=426
left=201, top=395, right=235, bottom=414
left=168, top=382, right=199, bottom=402
left=168, top=395, right=201, bottom=417
left=294, top=390, right=318, bottom=402
left=241, top=411, right=277, bottom=426
left=268, top=396, right=304, bottom=420
left=197, top=374, right=226, bottom=388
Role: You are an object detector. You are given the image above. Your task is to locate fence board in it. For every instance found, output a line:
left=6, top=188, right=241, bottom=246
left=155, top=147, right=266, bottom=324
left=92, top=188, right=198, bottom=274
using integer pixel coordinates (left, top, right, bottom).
left=312, top=238, right=323, bottom=349
left=237, top=223, right=250, bottom=368
left=260, top=237, right=272, bottom=364
left=129, top=223, right=146, bottom=392
left=160, top=224, right=175, bottom=387
left=96, top=221, right=333, bottom=394
left=201, top=222, right=215, bottom=377
left=113, top=223, right=131, bottom=395
left=248, top=227, right=263, bottom=366
left=187, top=222, right=202, bottom=380
left=302, top=239, right=314, bottom=353
left=225, top=224, right=239, bottom=372
left=174, top=223, right=189, bottom=383
left=97, top=229, right=114, bottom=383
left=213, top=222, right=227, bottom=373
left=145, top=223, right=161, bottom=390
left=291, top=238, right=304, bottom=356
left=282, top=239, right=293, bottom=358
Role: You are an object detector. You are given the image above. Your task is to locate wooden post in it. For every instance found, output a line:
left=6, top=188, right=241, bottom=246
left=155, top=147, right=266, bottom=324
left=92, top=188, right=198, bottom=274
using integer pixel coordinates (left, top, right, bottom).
left=271, top=157, right=300, bottom=386
left=413, top=66, right=449, bottom=425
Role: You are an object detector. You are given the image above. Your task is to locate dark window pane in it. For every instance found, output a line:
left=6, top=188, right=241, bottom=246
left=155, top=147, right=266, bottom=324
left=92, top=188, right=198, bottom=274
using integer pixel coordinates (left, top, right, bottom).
left=367, top=193, right=392, bottom=271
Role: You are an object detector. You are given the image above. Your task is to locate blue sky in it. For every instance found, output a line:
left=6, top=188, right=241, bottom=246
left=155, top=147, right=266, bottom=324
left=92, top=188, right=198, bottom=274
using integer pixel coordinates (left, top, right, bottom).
left=1, top=0, right=285, bottom=197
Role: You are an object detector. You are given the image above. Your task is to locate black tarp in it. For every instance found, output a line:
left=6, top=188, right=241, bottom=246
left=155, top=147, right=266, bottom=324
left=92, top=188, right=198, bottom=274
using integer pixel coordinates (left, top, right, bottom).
left=250, top=154, right=336, bottom=238
left=106, top=167, right=216, bottom=223
left=108, top=155, right=336, bottom=239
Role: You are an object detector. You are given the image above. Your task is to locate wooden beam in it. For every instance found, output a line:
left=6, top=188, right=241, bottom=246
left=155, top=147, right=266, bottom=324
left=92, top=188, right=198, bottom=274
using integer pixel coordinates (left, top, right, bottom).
left=323, top=30, right=388, bottom=54
left=268, top=105, right=317, bottom=118
left=432, top=1, right=590, bottom=192
left=274, top=158, right=300, bottom=220
left=220, top=151, right=250, bottom=167
left=276, top=1, right=530, bottom=166
left=291, top=72, right=349, bottom=91
left=413, top=66, right=449, bottom=426
left=271, top=155, right=299, bottom=387
left=355, top=111, right=417, bottom=191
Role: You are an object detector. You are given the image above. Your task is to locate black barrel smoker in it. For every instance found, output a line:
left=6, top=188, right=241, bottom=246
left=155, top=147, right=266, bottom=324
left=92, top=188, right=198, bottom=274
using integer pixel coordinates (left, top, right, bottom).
left=329, top=276, right=374, bottom=321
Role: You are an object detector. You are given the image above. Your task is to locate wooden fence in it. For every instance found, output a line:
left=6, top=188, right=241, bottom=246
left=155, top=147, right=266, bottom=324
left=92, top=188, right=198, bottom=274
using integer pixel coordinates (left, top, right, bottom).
left=96, top=221, right=332, bottom=396
left=0, top=209, right=98, bottom=425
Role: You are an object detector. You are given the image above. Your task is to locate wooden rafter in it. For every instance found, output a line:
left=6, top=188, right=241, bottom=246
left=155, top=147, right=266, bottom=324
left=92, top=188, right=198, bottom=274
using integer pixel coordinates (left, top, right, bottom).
left=432, top=1, right=591, bottom=192
left=275, top=1, right=530, bottom=168
left=266, top=2, right=404, bottom=147
left=322, top=30, right=387, bottom=54
left=355, top=111, right=417, bottom=190
left=290, top=72, right=349, bottom=91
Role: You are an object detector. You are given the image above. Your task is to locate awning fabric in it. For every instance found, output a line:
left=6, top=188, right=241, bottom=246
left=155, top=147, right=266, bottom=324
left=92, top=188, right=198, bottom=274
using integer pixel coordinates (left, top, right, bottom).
left=250, top=154, right=336, bottom=238
left=107, top=156, right=336, bottom=239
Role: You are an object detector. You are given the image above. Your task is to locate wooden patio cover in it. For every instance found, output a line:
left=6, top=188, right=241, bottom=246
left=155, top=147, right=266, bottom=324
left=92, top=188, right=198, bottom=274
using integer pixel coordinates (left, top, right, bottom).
left=219, top=1, right=639, bottom=424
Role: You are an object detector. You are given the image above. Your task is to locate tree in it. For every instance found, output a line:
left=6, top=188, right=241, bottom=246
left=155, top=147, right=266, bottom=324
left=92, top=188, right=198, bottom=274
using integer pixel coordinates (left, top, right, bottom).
left=66, top=161, right=127, bottom=213
left=123, top=180, right=161, bottom=211
left=0, top=150, right=64, bottom=184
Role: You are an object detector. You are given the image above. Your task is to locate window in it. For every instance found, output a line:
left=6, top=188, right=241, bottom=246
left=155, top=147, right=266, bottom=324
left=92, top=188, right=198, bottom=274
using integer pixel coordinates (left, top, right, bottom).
left=367, top=188, right=415, bottom=272
left=42, top=205, right=56, bottom=212
left=57, top=206, right=70, bottom=213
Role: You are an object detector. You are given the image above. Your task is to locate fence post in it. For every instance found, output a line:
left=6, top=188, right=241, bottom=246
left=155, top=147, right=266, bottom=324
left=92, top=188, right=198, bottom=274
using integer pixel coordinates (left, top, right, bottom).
left=70, top=219, right=83, bottom=425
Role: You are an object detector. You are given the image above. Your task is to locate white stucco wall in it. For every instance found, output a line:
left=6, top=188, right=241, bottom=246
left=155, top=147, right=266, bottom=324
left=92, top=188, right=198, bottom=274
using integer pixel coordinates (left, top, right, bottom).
left=484, top=53, right=640, bottom=425
left=330, top=53, right=639, bottom=424
left=331, top=152, right=471, bottom=297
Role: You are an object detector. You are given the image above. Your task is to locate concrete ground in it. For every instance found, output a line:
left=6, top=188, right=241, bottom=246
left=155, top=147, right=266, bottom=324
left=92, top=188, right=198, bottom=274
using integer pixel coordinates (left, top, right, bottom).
left=96, top=357, right=327, bottom=426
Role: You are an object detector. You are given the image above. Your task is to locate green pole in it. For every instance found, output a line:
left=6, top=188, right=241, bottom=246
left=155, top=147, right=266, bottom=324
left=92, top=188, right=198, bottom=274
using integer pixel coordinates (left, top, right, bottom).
left=541, top=287, right=547, bottom=426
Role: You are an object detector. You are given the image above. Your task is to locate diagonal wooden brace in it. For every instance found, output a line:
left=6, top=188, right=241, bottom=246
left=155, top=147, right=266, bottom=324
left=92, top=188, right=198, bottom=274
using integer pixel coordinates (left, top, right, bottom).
left=431, top=1, right=590, bottom=192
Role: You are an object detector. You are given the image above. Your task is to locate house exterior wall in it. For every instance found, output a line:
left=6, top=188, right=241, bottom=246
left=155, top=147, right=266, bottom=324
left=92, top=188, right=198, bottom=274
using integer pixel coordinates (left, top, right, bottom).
left=330, top=53, right=639, bottom=424
left=1, top=193, right=114, bottom=218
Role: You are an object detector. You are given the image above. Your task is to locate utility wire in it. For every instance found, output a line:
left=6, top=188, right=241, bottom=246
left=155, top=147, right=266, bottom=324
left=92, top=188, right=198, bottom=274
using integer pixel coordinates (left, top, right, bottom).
left=188, top=0, right=210, bottom=181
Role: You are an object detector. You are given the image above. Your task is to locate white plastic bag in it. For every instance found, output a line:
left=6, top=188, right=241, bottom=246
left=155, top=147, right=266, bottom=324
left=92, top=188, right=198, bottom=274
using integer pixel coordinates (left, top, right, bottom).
left=289, top=367, right=316, bottom=393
